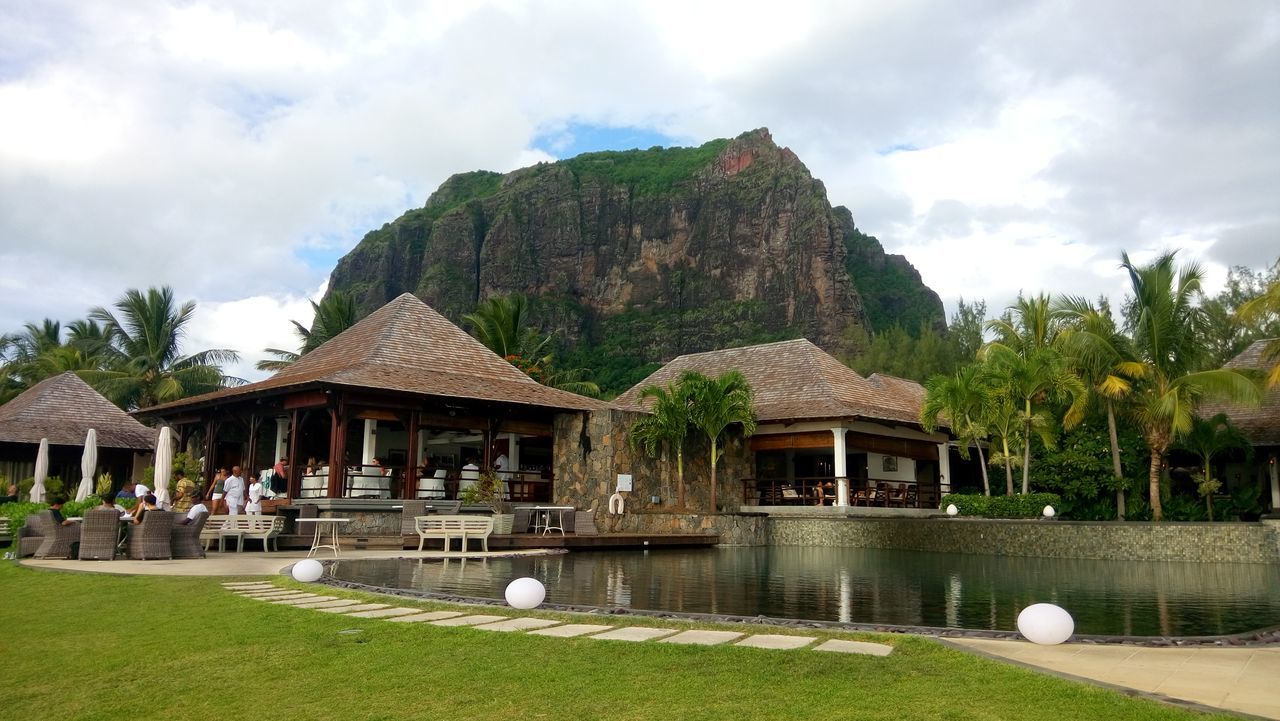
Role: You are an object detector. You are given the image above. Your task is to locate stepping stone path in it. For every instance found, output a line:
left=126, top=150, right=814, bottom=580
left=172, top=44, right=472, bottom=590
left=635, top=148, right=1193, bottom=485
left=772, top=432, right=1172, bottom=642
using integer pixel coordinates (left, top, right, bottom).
left=220, top=583, right=894, bottom=656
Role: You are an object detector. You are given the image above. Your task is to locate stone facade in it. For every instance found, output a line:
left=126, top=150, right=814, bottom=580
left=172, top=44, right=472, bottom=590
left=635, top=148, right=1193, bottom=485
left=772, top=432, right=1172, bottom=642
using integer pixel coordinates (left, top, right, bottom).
left=595, top=511, right=768, bottom=546
left=768, top=517, right=1280, bottom=564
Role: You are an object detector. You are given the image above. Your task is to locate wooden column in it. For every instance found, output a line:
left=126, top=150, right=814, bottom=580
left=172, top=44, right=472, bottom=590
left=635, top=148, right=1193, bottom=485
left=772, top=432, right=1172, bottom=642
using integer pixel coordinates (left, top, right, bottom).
left=327, top=404, right=347, bottom=497
left=404, top=410, right=420, bottom=500
left=286, top=409, right=301, bottom=498
left=202, top=418, right=218, bottom=486
left=245, top=413, right=260, bottom=476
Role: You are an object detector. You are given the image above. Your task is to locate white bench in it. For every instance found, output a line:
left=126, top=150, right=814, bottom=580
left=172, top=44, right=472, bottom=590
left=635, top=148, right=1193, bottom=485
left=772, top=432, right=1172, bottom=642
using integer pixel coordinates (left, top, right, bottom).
left=415, top=515, right=492, bottom=553
left=201, top=515, right=284, bottom=552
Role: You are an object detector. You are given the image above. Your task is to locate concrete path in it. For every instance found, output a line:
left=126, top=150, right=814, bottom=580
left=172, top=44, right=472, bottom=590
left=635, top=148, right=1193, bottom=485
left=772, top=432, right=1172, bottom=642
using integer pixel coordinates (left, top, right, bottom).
left=948, top=637, right=1280, bottom=720
left=20, top=548, right=559, bottom=576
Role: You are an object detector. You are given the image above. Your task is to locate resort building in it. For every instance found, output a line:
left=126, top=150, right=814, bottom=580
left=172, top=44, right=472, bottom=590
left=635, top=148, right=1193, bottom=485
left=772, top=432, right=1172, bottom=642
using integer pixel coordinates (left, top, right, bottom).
left=0, top=371, right=155, bottom=488
left=1201, top=338, right=1280, bottom=516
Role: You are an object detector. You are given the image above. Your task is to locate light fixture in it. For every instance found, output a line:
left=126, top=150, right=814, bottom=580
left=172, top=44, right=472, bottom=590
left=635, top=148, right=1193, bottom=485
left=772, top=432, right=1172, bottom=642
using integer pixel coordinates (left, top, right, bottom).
left=946, top=504, right=959, bottom=516
left=505, top=577, right=546, bottom=609
left=291, top=559, right=324, bottom=583
left=1017, top=603, right=1074, bottom=645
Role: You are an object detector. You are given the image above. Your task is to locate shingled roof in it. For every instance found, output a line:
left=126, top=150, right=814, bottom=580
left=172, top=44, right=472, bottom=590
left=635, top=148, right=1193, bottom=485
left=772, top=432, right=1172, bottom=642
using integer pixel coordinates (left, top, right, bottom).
left=1200, top=339, right=1280, bottom=446
left=0, top=372, right=156, bottom=449
left=614, top=339, right=928, bottom=426
left=144, top=293, right=608, bottom=414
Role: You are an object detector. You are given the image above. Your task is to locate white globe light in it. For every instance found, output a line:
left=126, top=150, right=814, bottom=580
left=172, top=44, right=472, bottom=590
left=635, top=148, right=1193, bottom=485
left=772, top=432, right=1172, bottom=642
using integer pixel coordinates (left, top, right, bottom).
left=1043, top=505, right=1056, bottom=518
left=505, top=577, right=546, bottom=610
left=1017, top=603, right=1074, bottom=645
left=291, top=559, right=324, bottom=583
left=946, top=504, right=959, bottom=517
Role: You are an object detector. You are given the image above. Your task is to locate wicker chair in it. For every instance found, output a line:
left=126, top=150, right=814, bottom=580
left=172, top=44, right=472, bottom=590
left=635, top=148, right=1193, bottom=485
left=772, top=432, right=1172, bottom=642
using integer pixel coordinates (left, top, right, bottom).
left=399, top=500, right=426, bottom=536
left=511, top=506, right=534, bottom=534
left=171, top=511, right=208, bottom=559
left=78, top=509, right=123, bottom=560
left=424, top=500, right=461, bottom=514
left=574, top=509, right=598, bottom=536
left=127, top=510, right=176, bottom=560
left=34, top=510, right=82, bottom=559
left=18, top=513, right=46, bottom=557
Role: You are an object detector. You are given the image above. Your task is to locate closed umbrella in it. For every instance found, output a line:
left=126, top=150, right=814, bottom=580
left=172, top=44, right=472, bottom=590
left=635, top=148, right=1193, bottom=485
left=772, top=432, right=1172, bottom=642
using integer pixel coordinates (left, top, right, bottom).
left=31, top=437, right=49, bottom=503
left=153, top=426, right=173, bottom=509
left=76, top=428, right=98, bottom=502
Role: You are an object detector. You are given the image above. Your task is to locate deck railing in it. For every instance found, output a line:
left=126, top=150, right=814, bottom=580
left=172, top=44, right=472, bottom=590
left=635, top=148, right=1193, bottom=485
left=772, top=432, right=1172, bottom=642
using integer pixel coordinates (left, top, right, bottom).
left=741, top=476, right=938, bottom=509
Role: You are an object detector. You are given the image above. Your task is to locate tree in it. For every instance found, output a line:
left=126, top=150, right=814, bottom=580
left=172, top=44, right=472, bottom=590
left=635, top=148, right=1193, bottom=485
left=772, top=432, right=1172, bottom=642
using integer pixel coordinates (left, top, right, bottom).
left=921, top=363, right=993, bottom=496
left=257, top=292, right=359, bottom=372
left=86, top=286, right=241, bottom=410
left=1201, top=260, right=1280, bottom=369
left=628, top=380, right=694, bottom=509
left=1173, top=413, right=1253, bottom=519
left=1121, top=251, right=1261, bottom=521
left=465, top=294, right=600, bottom=397
left=1235, top=273, right=1280, bottom=388
left=683, top=370, right=757, bottom=512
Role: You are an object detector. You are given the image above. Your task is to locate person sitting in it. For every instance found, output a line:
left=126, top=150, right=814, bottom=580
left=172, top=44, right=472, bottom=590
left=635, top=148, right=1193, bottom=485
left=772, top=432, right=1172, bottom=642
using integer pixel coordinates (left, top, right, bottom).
left=116, top=481, right=138, bottom=500
left=48, top=496, right=77, bottom=526
left=98, top=491, right=127, bottom=517
left=130, top=494, right=160, bottom=524
left=179, top=495, right=208, bottom=525
left=0, top=482, right=18, bottom=504
left=134, top=481, right=151, bottom=501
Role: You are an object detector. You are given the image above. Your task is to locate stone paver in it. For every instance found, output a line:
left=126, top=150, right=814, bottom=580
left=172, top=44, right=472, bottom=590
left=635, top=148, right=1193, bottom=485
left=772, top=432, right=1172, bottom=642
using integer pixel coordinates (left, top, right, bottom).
left=735, top=634, right=817, bottom=650
left=345, top=607, right=421, bottom=619
left=659, top=630, right=743, bottom=646
left=271, top=595, right=337, bottom=605
left=814, top=639, right=894, bottom=656
left=529, top=624, right=616, bottom=638
left=315, top=603, right=390, bottom=614
left=238, top=590, right=302, bottom=598
left=430, top=614, right=509, bottom=627
left=387, top=611, right=466, bottom=623
left=223, top=582, right=274, bottom=589
left=291, top=599, right=363, bottom=610
left=473, top=618, right=562, bottom=632
left=245, top=593, right=315, bottom=601
left=589, top=627, right=678, bottom=642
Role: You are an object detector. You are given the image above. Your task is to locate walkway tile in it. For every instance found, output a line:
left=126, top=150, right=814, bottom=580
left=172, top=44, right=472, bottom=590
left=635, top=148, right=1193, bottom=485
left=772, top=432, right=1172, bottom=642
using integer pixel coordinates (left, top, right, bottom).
left=588, top=627, right=677, bottom=642
left=238, top=590, right=303, bottom=598
left=814, top=639, right=894, bottom=656
left=529, top=624, right=615, bottom=638
left=735, top=634, right=817, bottom=650
left=473, top=618, right=561, bottom=632
left=271, top=595, right=337, bottom=605
left=292, top=599, right=362, bottom=610
left=223, top=582, right=274, bottom=589
left=246, top=593, right=315, bottom=602
left=387, top=611, right=465, bottom=623
left=430, top=614, right=508, bottom=627
left=659, top=630, right=743, bottom=646
left=345, top=607, right=421, bottom=619
left=315, top=603, right=390, bottom=614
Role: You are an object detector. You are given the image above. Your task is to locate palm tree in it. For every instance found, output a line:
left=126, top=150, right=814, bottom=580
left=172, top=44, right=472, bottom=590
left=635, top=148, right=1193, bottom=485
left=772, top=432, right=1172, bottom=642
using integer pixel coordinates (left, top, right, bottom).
left=465, top=294, right=600, bottom=397
left=87, top=286, right=241, bottom=409
left=1055, top=296, right=1144, bottom=519
left=1236, top=278, right=1280, bottom=388
left=921, top=364, right=993, bottom=496
left=1174, top=413, right=1252, bottom=519
left=983, top=386, right=1022, bottom=495
left=628, top=380, right=694, bottom=508
left=1122, top=251, right=1261, bottom=521
left=683, top=370, right=757, bottom=512
left=257, top=292, right=359, bottom=372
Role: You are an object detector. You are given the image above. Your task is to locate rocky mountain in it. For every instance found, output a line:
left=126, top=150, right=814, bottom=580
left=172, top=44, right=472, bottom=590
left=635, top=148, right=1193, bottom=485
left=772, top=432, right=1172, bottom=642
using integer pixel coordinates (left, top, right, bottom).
left=326, top=128, right=944, bottom=393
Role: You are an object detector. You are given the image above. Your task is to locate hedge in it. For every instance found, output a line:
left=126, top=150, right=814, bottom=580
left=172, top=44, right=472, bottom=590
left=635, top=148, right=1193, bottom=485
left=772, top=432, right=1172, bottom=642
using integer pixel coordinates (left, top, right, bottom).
left=940, top=492, right=1063, bottom=519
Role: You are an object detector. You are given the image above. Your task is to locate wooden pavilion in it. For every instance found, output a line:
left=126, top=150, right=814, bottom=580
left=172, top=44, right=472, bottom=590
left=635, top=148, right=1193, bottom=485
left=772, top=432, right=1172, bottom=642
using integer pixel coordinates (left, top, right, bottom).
left=1201, top=339, right=1280, bottom=515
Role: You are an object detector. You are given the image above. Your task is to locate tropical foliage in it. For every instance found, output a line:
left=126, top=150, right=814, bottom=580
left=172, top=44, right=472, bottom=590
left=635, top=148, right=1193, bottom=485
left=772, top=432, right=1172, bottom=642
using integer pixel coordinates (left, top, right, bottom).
left=257, top=291, right=359, bottom=371
left=682, top=370, right=757, bottom=513
left=628, top=380, right=695, bottom=509
left=464, top=294, right=601, bottom=397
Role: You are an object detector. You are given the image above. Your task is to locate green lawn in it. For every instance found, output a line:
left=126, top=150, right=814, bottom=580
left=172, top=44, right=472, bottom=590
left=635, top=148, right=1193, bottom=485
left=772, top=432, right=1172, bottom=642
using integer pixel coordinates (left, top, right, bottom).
left=0, top=561, right=1225, bottom=721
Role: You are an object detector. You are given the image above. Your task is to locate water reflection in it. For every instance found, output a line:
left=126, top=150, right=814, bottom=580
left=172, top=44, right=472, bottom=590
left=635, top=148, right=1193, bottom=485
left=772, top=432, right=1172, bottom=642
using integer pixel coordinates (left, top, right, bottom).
left=329, top=547, right=1280, bottom=636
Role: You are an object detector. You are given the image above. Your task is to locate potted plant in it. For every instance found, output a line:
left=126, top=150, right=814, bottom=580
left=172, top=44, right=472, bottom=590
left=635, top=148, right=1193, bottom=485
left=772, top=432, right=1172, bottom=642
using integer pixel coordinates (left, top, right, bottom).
left=460, top=470, right=514, bottom=534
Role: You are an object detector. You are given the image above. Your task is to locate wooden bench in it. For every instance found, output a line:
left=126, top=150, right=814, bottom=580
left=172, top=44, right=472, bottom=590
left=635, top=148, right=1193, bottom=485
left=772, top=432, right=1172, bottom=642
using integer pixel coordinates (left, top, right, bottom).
left=0, top=517, right=10, bottom=547
left=201, top=515, right=284, bottom=552
left=415, top=515, right=492, bottom=553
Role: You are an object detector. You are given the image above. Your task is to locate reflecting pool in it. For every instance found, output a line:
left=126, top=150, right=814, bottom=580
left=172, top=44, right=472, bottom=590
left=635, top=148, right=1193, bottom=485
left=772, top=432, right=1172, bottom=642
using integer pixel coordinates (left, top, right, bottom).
left=328, top=547, right=1280, bottom=636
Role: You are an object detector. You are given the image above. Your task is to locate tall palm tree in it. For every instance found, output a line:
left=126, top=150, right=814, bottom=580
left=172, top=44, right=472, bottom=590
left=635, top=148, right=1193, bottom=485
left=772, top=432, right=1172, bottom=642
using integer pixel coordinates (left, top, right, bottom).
left=257, top=291, right=359, bottom=371
left=1174, top=413, right=1252, bottom=519
left=1055, top=296, right=1144, bottom=519
left=683, top=370, right=757, bottom=512
left=986, top=293, right=1062, bottom=354
left=1236, top=278, right=1280, bottom=388
left=1122, top=251, right=1261, bottom=521
left=465, top=294, right=600, bottom=397
left=921, top=364, right=994, bottom=496
left=628, top=380, right=694, bottom=509
left=983, top=392, right=1021, bottom=496
left=87, top=286, right=241, bottom=409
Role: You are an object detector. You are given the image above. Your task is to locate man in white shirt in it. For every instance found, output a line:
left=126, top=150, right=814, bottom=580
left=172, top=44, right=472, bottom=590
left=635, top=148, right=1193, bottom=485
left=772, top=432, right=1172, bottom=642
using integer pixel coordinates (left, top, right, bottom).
left=134, top=481, right=151, bottom=500
left=180, top=498, right=209, bottom=525
left=223, top=466, right=246, bottom=515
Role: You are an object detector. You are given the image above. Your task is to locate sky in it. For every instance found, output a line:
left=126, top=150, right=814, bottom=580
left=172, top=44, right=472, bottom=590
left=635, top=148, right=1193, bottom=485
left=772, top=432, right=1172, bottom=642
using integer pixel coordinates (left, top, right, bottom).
left=1, top=0, right=1277, bottom=382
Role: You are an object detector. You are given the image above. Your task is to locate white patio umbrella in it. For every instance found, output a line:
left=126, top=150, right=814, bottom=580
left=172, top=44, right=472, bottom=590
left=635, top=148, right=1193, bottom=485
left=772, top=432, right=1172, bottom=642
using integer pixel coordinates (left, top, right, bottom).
left=76, top=428, right=98, bottom=502
left=153, top=426, right=173, bottom=509
left=31, top=437, right=49, bottom=503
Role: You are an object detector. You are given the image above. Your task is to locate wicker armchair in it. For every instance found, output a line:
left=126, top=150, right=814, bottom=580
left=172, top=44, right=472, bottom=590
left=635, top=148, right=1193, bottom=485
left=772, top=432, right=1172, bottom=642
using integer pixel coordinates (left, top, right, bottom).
left=399, top=500, right=426, bottom=536
left=425, top=500, right=461, bottom=514
left=34, top=510, right=82, bottom=559
left=18, top=513, right=46, bottom=557
left=78, top=509, right=122, bottom=560
left=171, top=511, right=207, bottom=559
left=127, top=510, right=175, bottom=560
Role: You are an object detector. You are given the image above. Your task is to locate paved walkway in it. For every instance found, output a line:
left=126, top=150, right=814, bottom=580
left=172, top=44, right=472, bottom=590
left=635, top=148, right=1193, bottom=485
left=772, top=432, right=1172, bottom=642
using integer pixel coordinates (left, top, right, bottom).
left=20, top=548, right=558, bottom=576
left=947, top=637, right=1280, bottom=720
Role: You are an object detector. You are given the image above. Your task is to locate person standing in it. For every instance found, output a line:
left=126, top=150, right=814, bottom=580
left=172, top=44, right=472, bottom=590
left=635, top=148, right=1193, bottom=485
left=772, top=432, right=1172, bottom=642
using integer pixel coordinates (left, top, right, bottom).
left=210, top=469, right=227, bottom=514
left=245, top=473, right=263, bottom=515
left=223, top=466, right=245, bottom=516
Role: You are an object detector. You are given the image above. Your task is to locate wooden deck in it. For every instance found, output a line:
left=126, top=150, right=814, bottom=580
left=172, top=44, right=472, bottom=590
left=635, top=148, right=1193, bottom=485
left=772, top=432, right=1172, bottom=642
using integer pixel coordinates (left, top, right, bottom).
left=276, top=533, right=721, bottom=551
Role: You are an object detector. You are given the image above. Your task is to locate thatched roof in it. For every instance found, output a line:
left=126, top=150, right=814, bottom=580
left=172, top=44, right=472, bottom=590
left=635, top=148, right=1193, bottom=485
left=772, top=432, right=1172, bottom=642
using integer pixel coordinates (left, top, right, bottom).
left=1201, top=339, right=1280, bottom=446
left=614, top=338, right=927, bottom=426
left=0, top=372, right=155, bottom=449
left=143, top=293, right=608, bottom=415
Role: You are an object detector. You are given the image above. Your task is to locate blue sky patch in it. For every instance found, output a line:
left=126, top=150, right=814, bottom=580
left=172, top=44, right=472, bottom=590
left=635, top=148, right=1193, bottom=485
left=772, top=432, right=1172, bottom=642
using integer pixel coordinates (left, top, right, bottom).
left=877, top=142, right=920, bottom=156
left=533, top=122, right=679, bottom=158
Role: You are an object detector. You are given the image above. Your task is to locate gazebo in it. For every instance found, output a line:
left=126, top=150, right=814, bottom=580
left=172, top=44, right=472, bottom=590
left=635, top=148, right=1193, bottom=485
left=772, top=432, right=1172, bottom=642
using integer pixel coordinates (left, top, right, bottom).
left=1201, top=339, right=1280, bottom=514
left=137, top=293, right=607, bottom=503
left=0, top=372, right=155, bottom=491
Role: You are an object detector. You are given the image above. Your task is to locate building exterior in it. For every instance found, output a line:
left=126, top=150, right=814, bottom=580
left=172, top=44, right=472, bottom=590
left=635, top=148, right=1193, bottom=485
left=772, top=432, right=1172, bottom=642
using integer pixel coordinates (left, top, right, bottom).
left=1201, top=339, right=1280, bottom=515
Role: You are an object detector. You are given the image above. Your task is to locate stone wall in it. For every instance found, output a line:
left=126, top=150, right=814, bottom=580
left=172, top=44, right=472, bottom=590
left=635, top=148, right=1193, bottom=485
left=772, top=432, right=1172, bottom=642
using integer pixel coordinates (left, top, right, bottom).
left=596, top=511, right=768, bottom=546
left=769, top=517, right=1280, bottom=564
left=552, top=409, right=753, bottom=515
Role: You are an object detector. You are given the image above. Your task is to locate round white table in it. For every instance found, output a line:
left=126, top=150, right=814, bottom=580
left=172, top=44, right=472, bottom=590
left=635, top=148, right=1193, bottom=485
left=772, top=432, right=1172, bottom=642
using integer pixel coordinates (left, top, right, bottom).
left=295, top=517, right=350, bottom=557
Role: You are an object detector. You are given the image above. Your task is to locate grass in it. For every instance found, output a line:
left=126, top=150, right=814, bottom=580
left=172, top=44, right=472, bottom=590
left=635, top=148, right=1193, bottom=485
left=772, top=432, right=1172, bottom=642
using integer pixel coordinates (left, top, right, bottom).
left=0, top=560, right=1227, bottom=721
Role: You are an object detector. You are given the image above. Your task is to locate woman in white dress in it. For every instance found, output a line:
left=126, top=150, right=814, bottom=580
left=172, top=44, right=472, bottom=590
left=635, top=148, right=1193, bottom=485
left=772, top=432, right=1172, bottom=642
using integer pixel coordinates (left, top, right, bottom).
left=244, top=473, right=263, bottom=515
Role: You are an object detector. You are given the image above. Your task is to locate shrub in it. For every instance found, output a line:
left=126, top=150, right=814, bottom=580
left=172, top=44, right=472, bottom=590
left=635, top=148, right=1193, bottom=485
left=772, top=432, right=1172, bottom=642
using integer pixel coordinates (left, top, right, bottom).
left=941, top=492, right=1063, bottom=519
left=17, top=476, right=63, bottom=498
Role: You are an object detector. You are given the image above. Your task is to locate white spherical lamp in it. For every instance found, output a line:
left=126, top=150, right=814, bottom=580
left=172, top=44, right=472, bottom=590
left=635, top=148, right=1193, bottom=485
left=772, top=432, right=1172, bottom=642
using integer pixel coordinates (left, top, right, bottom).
left=1043, top=505, right=1056, bottom=518
left=291, top=559, right=324, bottom=583
left=946, top=504, right=959, bottom=517
left=505, top=577, right=546, bottom=610
left=1016, top=603, right=1074, bottom=645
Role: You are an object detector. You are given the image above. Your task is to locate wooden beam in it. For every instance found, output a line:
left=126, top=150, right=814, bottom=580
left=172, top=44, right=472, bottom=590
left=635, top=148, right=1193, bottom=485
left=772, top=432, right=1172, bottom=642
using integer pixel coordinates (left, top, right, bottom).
left=750, top=431, right=832, bottom=451
left=282, top=390, right=328, bottom=410
left=286, top=409, right=301, bottom=498
left=404, top=410, right=419, bottom=500
left=327, top=403, right=347, bottom=497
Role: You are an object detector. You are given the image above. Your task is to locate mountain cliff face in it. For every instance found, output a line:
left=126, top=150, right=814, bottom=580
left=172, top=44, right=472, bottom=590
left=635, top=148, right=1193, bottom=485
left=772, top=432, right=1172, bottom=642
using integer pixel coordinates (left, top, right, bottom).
left=327, top=128, right=943, bottom=392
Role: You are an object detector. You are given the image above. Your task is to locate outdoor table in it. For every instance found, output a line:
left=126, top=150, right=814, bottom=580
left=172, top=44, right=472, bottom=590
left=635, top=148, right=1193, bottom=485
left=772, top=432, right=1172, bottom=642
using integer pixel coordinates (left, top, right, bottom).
left=296, top=517, right=350, bottom=557
left=530, top=505, right=574, bottom=536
